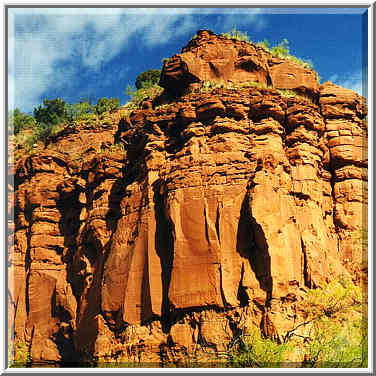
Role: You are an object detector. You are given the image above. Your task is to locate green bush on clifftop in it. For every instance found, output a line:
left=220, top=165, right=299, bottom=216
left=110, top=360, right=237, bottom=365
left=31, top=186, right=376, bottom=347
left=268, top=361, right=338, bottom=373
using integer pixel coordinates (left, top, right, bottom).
left=8, top=108, right=36, bottom=134
left=11, top=96, right=119, bottom=156
left=66, top=100, right=95, bottom=120
left=125, top=83, right=163, bottom=109
left=221, top=27, right=250, bottom=42
left=95, top=97, right=120, bottom=115
left=135, top=69, right=161, bottom=90
left=221, top=28, right=313, bottom=69
left=124, top=68, right=163, bottom=109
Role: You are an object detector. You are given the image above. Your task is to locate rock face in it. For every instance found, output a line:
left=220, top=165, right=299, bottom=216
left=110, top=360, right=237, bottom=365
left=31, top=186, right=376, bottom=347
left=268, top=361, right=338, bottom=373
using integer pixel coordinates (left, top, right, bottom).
left=160, top=30, right=319, bottom=99
left=8, top=31, right=367, bottom=366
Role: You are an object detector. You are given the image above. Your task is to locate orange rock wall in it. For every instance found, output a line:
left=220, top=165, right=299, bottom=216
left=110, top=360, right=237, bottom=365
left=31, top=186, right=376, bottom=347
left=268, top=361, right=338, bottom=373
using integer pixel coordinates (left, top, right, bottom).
left=8, top=31, right=367, bottom=366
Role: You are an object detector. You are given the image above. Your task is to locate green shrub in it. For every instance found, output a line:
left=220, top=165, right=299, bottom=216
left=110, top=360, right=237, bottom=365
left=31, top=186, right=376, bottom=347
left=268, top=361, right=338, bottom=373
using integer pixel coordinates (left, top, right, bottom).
left=13, top=97, right=103, bottom=154
left=270, top=38, right=290, bottom=58
left=29, top=98, right=72, bottom=147
left=227, top=327, right=293, bottom=368
left=295, top=275, right=367, bottom=367
left=302, top=275, right=362, bottom=319
left=302, top=317, right=367, bottom=368
left=269, top=39, right=313, bottom=69
left=198, top=80, right=267, bottom=93
left=245, top=81, right=267, bottom=89
left=95, top=97, right=120, bottom=115
left=14, top=122, right=64, bottom=150
left=74, top=112, right=98, bottom=123
left=222, top=31, right=314, bottom=70
left=66, top=100, right=95, bottom=120
left=226, top=276, right=367, bottom=368
left=8, top=108, right=36, bottom=134
left=255, top=39, right=270, bottom=51
left=135, top=69, right=161, bottom=90
left=221, top=27, right=250, bottom=42
left=125, top=84, right=163, bottom=109
left=126, top=69, right=163, bottom=108
left=33, top=98, right=68, bottom=126
left=40, top=122, right=63, bottom=139
left=14, top=129, right=39, bottom=149
left=10, top=340, right=30, bottom=367
left=200, top=80, right=224, bottom=91
left=277, top=89, right=298, bottom=98
left=125, top=85, right=135, bottom=100
left=287, top=55, right=313, bottom=69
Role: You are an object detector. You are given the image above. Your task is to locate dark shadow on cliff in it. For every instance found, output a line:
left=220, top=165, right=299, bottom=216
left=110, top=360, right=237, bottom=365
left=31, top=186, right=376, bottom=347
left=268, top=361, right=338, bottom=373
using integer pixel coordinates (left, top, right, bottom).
left=56, top=184, right=82, bottom=289
left=105, top=177, right=124, bottom=233
left=236, top=190, right=273, bottom=302
left=55, top=167, right=126, bottom=364
left=54, top=186, right=83, bottom=365
left=152, top=179, right=175, bottom=333
left=140, top=251, right=153, bottom=325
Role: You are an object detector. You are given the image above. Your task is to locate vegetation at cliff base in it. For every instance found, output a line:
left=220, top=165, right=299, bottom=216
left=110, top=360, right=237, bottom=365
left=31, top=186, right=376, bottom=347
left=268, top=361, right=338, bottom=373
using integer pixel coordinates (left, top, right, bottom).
left=227, top=327, right=292, bottom=368
left=9, top=340, right=30, bottom=368
left=227, top=275, right=367, bottom=368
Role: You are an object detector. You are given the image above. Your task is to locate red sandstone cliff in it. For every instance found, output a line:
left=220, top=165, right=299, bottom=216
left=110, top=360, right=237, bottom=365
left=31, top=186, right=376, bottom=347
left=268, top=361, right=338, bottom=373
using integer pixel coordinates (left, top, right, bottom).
left=8, top=30, right=367, bottom=366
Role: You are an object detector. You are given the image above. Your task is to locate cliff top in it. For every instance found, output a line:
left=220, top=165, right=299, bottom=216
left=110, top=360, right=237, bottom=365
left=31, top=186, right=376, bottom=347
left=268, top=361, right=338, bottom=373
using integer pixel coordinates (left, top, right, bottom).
left=159, top=29, right=319, bottom=98
left=9, top=29, right=366, bottom=171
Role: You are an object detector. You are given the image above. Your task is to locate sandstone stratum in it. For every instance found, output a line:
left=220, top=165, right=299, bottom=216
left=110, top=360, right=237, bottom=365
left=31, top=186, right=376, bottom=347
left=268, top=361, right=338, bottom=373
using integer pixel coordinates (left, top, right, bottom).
left=8, top=30, right=368, bottom=367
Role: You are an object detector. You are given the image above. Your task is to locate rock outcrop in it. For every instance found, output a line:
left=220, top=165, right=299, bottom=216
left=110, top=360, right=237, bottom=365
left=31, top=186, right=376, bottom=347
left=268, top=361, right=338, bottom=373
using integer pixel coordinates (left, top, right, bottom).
left=160, top=30, right=319, bottom=99
left=8, top=31, right=367, bottom=367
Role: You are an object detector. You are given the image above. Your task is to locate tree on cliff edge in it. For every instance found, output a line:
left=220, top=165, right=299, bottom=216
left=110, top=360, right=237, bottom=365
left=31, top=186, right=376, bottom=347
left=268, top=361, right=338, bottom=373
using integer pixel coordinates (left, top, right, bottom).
left=33, top=98, right=68, bottom=126
left=135, top=69, right=161, bottom=90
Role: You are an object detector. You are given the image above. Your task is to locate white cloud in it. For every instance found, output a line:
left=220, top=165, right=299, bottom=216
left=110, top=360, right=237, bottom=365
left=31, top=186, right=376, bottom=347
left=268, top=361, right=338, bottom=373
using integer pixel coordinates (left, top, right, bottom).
left=9, top=21, right=79, bottom=112
left=329, top=70, right=366, bottom=96
left=8, top=8, right=266, bottom=112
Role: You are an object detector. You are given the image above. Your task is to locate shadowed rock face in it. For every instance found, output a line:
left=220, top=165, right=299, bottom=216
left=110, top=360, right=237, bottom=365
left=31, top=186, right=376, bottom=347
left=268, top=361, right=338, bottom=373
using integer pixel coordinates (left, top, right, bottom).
left=159, top=30, right=319, bottom=98
left=8, top=32, right=367, bottom=366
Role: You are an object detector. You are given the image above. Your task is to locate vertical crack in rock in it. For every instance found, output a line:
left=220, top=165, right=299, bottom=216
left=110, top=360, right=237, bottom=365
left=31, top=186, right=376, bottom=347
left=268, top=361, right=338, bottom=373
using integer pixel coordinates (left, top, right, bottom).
left=152, top=179, right=175, bottom=333
left=215, top=204, right=221, bottom=246
left=236, top=263, right=250, bottom=307
left=249, top=220, right=273, bottom=302
left=301, top=237, right=311, bottom=289
left=236, top=192, right=272, bottom=301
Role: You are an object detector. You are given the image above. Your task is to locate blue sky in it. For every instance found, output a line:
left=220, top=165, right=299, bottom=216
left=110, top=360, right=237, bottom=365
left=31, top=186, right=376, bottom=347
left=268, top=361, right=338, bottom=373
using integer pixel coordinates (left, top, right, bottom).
left=8, top=7, right=368, bottom=114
